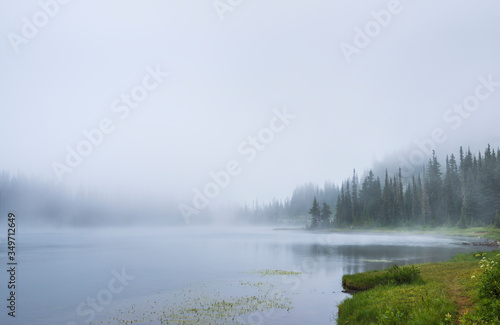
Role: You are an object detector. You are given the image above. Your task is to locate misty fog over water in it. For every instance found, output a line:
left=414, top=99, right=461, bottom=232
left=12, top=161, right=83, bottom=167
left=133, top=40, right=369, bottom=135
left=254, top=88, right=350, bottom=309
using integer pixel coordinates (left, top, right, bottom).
left=0, top=227, right=496, bottom=324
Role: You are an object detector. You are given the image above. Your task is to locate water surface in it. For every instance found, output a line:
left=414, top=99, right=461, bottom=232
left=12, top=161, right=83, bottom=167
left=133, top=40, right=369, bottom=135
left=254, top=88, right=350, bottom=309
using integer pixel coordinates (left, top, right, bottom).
left=0, top=227, right=494, bottom=324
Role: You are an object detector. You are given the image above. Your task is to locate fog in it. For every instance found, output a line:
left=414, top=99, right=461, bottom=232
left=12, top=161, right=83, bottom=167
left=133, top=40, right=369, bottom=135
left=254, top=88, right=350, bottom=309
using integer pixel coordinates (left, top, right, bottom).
left=2, top=3, right=500, bottom=323
left=1, top=0, right=500, bottom=219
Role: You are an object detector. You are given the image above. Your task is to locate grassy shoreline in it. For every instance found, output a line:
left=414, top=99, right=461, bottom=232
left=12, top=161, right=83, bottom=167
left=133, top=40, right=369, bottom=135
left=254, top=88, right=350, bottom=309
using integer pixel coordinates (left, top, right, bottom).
left=277, top=225, right=500, bottom=322
left=337, top=250, right=500, bottom=324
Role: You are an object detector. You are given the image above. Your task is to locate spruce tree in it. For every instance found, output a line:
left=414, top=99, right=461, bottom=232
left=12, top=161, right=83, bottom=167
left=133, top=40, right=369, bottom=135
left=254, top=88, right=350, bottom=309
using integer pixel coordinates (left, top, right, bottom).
left=426, top=151, right=443, bottom=225
left=345, top=181, right=353, bottom=225
left=309, top=197, right=321, bottom=228
left=335, top=193, right=342, bottom=226
left=351, top=170, right=359, bottom=225
left=444, top=154, right=461, bottom=225
left=421, top=176, right=431, bottom=225
left=382, top=170, right=391, bottom=226
left=320, top=202, right=332, bottom=228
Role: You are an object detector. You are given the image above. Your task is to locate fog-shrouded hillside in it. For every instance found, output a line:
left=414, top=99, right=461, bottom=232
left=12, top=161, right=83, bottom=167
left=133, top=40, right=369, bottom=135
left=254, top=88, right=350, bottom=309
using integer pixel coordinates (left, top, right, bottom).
left=241, top=144, right=500, bottom=229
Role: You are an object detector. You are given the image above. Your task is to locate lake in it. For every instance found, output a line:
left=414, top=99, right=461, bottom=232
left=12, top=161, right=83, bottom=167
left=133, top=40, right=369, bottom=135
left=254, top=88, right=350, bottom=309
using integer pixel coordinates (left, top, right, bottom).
left=0, top=226, right=494, bottom=325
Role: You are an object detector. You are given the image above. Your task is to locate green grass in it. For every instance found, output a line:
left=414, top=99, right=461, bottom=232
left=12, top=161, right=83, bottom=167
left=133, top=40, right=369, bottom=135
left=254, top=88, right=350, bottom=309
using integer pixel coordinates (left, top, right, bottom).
left=339, top=283, right=454, bottom=325
left=342, top=265, right=422, bottom=292
left=338, top=251, right=500, bottom=324
left=343, top=269, right=391, bottom=291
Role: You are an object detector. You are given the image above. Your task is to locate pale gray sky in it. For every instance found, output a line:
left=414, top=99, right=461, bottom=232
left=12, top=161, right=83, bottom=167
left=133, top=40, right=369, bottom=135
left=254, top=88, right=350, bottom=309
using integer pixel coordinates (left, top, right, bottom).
left=1, top=0, right=500, bottom=205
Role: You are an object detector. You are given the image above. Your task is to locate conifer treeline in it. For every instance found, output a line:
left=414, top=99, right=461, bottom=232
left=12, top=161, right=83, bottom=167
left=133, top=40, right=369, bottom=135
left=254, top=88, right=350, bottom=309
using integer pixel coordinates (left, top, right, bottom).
left=237, top=181, right=339, bottom=223
left=335, top=145, right=500, bottom=228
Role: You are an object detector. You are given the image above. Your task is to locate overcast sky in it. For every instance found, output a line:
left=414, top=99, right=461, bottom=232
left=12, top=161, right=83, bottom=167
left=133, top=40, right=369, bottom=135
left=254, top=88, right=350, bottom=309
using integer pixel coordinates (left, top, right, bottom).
left=1, top=0, right=500, bottom=205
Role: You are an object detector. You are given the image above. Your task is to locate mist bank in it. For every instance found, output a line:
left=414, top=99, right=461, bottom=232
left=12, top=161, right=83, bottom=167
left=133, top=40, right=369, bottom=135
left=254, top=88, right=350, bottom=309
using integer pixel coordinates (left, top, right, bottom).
left=0, top=172, right=303, bottom=228
left=0, top=172, right=182, bottom=227
left=1, top=143, right=499, bottom=229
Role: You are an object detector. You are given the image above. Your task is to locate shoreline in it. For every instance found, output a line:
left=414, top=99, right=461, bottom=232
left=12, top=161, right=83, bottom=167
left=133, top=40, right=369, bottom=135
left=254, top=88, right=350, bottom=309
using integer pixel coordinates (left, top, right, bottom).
left=275, top=225, right=500, bottom=322
left=273, top=225, right=500, bottom=322
left=337, top=246, right=500, bottom=324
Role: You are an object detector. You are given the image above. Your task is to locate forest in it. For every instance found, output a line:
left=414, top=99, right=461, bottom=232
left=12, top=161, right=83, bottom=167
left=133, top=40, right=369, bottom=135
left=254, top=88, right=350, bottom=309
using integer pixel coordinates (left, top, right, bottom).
left=241, top=144, right=500, bottom=229
left=1, top=144, right=499, bottom=228
left=334, top=145, right=500, bottom=228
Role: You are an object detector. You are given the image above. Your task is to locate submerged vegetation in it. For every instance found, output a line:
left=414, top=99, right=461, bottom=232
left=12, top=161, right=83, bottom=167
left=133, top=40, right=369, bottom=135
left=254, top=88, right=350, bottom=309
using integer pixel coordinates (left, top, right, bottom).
left=338, top=250, right=500, bottom=324
left=252, top=269, right=302, bottom=276
left=93, top=270, right=299, bottom=325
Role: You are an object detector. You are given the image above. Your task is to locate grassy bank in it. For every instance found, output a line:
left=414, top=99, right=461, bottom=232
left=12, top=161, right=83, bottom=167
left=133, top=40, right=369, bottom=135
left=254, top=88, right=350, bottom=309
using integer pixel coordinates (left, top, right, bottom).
left=338, top=251, right=500, bottom=324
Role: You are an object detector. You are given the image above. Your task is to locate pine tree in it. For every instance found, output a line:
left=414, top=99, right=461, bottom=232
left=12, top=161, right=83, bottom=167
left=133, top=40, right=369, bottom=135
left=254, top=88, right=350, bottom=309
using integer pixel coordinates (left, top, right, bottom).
left=345, top=180, right=353, bottom=225
left=335, top=193, right=342, bottom=226
left=411, top=175, right=422, bottom=223
left=421, top=176, right=431, bottom=225
left=372, top=176, right=382, bottom=224
left=382, top=170, right=391, bottom=225
left=320, top=202, right=332, bottom=228
left=495, top=210, right=500, bottom=229
left=404, top=183, right=412, bottom=222
left=444, top=154, right=461, bottom=225
left=426, top=151, right=443, bottom=225
left=352, top=170, right=359, bottom=225
left=479, top=144, right=499, bottom=224
left=460, top=149, right=479, bottom=226
left=459, top=206, right=468, bottom=229
left=308, top=197, right=321, bottom=228
left=396, top=167, right=404, bottom=223
left=336, top=185, right=347, bottom=226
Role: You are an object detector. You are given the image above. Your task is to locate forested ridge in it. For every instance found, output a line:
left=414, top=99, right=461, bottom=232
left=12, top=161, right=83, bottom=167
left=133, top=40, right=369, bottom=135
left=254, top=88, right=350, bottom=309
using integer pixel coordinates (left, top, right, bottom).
left=334, top=145, right=500, bottom=228
left=241, top=144, right=500, bottom=228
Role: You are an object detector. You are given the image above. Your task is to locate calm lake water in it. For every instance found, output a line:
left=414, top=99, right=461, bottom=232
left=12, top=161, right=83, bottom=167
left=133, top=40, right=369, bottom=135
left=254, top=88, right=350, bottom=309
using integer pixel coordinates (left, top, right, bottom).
left=0, top=226, right=495, bottom=325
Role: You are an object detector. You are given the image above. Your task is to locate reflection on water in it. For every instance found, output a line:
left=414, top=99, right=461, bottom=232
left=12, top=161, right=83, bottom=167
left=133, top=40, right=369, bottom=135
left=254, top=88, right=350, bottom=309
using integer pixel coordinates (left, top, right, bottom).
left=0, top=227, right=495, bottom=325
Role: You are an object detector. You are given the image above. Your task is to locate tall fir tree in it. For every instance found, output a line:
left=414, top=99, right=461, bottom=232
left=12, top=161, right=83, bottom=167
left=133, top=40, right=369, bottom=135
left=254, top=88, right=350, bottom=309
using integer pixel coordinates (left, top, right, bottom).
left=309, top=197, right=321, bottom=228
left=426, top=151, right=443, bottom=225
left=320, top=202, right=332, bottom=228
left=351, top=169, right=359, bottom=225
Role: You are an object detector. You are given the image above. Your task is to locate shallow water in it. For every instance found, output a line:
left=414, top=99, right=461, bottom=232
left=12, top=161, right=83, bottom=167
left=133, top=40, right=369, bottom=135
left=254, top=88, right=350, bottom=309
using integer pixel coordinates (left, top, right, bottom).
left=0, top=226, right=495, bottom=324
